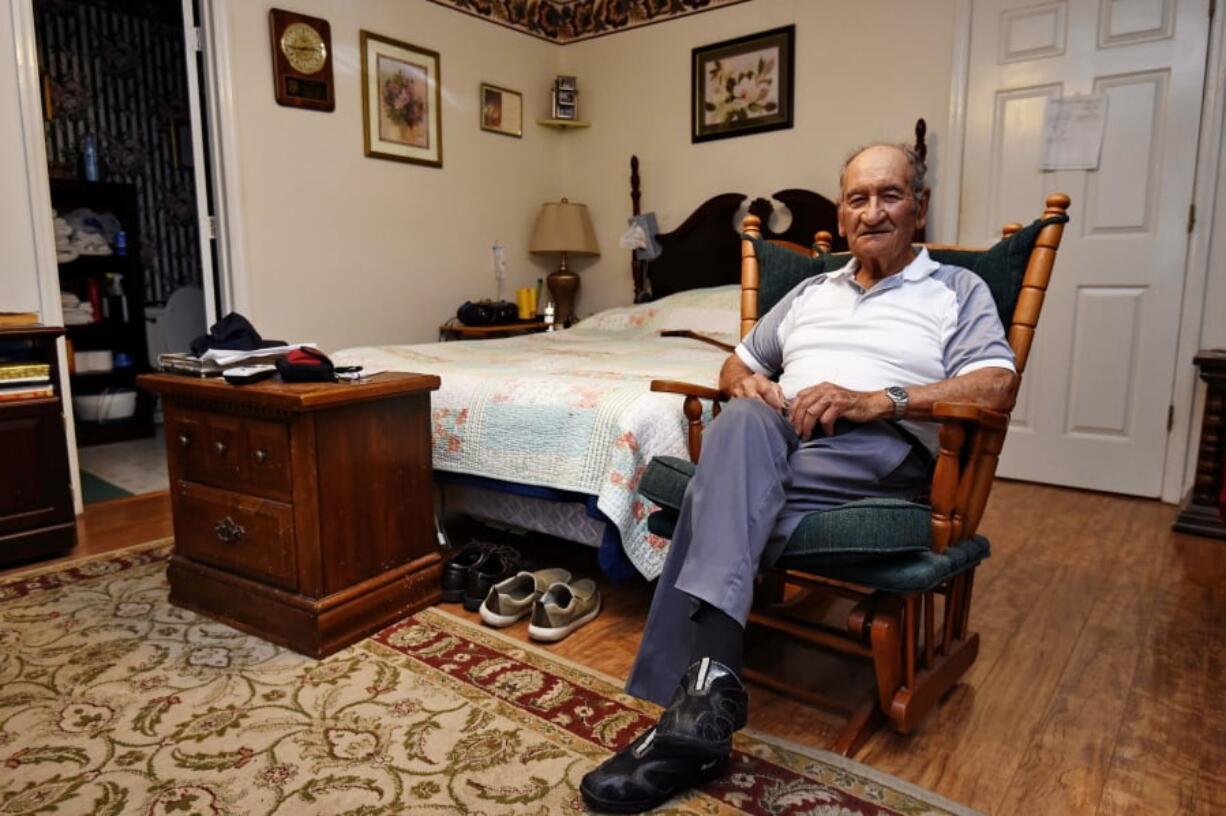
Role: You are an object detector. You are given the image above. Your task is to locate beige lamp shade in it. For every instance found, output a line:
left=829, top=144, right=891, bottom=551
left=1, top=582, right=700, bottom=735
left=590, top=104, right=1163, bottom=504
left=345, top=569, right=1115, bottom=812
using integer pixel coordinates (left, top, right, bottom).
left=529, top=198, right=600, bottom=256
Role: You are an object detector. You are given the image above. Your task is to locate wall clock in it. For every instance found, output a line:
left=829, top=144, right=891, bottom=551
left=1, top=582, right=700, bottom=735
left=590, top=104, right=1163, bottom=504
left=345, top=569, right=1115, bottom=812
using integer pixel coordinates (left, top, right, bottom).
left=269, top=8, right=335, bottom=111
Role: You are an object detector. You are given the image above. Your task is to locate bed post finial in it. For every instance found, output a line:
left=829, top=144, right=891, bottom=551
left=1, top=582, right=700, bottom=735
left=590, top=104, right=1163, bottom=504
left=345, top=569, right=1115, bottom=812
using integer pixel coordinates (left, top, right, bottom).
left=914, top=118, right=927, bottom=163
left=741, top=215, right=762, bottom=338
left=813, top=230, right=833, bottom=255
left=631, top=155, right=645, bottom=301
left=630, top=155, right=641, bottom=216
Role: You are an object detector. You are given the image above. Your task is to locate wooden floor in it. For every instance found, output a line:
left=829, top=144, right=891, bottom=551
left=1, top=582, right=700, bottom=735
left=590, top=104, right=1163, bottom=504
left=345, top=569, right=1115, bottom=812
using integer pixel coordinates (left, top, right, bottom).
left=7, top=481, right=1222, bottom=815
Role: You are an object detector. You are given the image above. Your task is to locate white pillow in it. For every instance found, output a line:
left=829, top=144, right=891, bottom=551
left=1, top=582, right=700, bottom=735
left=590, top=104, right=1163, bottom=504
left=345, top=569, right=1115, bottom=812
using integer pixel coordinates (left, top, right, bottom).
left=578, top=285, right=739, bottom=336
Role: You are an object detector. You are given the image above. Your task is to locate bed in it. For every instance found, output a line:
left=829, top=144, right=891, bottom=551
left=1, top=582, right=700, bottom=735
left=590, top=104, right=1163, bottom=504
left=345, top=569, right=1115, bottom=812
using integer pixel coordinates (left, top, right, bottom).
left=335, top=125, right=926, bottom=581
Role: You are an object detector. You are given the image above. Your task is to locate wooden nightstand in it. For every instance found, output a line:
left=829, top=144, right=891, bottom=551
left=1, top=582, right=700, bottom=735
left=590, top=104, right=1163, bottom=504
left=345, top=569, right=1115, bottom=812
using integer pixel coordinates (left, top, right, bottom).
left=139, top=372, right=441, bottom=657
left=438, top=318, right=549, bottom=341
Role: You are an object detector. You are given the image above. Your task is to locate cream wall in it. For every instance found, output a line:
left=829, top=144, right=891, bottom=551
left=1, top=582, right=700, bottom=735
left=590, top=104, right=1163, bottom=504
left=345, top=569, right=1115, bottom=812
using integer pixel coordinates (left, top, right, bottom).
left=0, top=0, right=43, bottom=315
left=556, top=0, right=958, bottom=317
left=223, top=0, right=562, bottom=350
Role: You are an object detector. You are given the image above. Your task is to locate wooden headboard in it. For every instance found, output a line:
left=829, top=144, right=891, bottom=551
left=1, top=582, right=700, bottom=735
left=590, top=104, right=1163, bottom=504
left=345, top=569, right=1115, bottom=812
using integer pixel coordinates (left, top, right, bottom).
left=630, top=118, right=928, bottom=302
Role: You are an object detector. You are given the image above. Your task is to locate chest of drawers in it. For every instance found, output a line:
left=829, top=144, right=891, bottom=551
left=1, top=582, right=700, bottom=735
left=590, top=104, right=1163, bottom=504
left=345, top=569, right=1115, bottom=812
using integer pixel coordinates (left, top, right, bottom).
left=139, top=372, right=441, bottom=657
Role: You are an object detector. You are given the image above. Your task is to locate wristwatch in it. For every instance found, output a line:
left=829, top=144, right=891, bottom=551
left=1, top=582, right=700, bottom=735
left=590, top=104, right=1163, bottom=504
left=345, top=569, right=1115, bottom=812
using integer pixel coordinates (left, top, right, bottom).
left=884, top=386, right=909, bottom=421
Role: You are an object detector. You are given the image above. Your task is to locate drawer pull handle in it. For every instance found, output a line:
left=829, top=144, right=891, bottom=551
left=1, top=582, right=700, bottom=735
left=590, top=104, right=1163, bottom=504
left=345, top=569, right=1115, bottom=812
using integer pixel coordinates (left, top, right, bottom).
left=254, top=449, right=267, bottom=464
left=213, top=441, right=228, bottom=455
left=178, top=433, right=191, bottom=447
left=214, top=517, right=245, bottom=543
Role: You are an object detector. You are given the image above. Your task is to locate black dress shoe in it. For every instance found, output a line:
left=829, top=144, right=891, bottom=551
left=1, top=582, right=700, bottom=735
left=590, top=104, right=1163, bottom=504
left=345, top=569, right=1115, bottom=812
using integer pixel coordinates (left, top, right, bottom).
left=441, top=542, right=490, bottom=603
left=461, top=546, right=520, bottom=612
left=653, top=657, right=748, bottom=760
left=580, top=727, right=727, bottom=814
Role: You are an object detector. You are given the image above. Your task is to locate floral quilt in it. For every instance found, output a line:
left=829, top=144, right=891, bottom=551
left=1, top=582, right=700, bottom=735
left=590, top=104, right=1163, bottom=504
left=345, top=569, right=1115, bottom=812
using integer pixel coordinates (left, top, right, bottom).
left=334, top=287, right=740, bottom=580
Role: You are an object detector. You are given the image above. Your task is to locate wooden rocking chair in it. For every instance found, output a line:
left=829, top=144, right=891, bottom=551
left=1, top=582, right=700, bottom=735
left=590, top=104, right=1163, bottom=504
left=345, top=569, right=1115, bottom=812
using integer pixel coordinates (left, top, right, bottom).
left=637, top=193, right=1071, bottom=756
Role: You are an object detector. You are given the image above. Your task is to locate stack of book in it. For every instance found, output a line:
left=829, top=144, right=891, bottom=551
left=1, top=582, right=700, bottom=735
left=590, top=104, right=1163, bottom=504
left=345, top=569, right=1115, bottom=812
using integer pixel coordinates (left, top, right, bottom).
left=0, top=362, right=54, bottom=401
left=0, top=312, right=39, bottom=327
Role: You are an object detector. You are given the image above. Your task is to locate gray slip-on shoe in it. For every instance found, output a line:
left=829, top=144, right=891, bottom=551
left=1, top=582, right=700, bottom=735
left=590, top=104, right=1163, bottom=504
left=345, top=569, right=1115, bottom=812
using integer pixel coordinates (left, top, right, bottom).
left=527, top=579, right=601, bottom=642
left=479, top=568, right=572, bottom=628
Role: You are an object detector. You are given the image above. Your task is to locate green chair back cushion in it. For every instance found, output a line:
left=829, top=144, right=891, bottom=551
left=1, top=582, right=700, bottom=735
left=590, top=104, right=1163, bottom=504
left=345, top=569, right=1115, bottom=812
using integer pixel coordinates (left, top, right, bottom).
left=751, top=214, right=1069, bottom=325
left=750, top=237, right=823, bottom=319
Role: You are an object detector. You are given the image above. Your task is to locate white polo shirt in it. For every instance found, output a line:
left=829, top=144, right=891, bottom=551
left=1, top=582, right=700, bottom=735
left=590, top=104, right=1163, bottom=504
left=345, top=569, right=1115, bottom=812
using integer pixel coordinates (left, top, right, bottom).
left=735, top=247, right=1015, bottom=453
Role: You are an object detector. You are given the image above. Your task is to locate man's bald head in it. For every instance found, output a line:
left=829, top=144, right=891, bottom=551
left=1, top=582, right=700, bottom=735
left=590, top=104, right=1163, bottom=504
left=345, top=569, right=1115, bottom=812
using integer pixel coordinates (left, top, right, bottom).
left=838, top=143, right=927, bottom=200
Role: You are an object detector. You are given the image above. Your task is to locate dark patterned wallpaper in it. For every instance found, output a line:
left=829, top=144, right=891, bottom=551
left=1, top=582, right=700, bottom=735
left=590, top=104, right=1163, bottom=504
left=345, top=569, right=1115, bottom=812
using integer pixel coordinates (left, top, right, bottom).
left=427, top=0, right=751, bottom=44
left=35, top=0, right=201, bottom=305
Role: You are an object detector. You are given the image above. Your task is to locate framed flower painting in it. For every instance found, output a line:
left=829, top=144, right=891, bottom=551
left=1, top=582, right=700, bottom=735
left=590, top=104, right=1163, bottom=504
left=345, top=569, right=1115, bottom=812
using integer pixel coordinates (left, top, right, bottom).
left=692, top=25, right=794, bottom=143
left=361, top=30, right=442, bottom=167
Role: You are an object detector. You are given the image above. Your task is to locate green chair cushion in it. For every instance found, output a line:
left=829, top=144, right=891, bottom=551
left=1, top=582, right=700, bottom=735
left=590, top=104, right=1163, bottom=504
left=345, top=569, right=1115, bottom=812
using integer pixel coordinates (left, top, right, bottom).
left=640, top=457, right=932, bottom=563
left=753, top=215, right=1069, bottom=325
left=639, top=455, right=991, bottom=590
left=782, top=498, right=932, bottom=564
left=638, top=455, right=695, bottom=513
left=781, top=535, right=991, bottom=593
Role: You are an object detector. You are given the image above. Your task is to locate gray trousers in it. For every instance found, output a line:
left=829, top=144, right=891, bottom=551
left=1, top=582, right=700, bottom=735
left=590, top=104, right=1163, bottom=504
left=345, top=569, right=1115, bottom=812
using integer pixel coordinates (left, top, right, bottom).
left=625, top=398, right=932, bottom=705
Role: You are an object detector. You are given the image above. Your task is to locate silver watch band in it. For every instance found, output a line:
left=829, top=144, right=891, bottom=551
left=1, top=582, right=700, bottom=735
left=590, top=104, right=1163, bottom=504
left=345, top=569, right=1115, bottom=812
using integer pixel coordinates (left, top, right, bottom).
left=885, top=386, right=908, bottom=421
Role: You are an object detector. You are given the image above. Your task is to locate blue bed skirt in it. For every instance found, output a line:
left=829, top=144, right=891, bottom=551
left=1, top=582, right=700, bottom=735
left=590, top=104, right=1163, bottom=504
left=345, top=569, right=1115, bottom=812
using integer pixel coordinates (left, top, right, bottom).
left=434, top=471, right=640, bottom=583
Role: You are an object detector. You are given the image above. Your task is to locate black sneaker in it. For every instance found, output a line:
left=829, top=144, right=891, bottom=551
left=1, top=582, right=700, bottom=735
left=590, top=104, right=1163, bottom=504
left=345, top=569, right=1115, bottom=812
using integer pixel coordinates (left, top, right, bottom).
left=580, top=727, right=728, bottom=814
left=441, top=542, right=491, bottom=603
left=653, top=657, right=748, bottom=760
left=461, top=546, right=520, bottom=612
left=580, top=658, right=746, bottom=813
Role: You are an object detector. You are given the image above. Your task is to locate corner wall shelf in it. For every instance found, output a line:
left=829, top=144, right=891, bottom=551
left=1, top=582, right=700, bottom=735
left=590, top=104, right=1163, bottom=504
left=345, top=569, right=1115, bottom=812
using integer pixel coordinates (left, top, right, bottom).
left=537, top=118, right=590, bottom=129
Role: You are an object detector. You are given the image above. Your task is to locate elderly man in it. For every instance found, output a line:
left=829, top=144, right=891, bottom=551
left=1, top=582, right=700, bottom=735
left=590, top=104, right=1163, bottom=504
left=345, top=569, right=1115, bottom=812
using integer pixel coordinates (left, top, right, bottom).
left=580, top=143, right=1017, bottom=813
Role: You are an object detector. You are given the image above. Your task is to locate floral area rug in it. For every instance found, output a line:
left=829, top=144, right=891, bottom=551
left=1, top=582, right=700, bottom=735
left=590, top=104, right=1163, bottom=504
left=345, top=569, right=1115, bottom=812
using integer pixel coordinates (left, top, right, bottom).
left=0, top=542, right=980, bottom=816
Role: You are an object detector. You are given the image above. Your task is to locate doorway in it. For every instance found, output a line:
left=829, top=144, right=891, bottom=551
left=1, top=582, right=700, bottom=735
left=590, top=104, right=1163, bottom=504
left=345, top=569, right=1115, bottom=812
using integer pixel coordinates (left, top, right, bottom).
left=31, top=0, right=216, bottom=504
left=957, top=0, right=1212, bottom=496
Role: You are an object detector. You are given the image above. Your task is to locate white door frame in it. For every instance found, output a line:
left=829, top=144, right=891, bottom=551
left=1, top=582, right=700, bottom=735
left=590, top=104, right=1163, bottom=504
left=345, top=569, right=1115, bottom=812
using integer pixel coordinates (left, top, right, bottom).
left=1164, top=2, right=1226, bottom=503
left=195, top=0, right=251, bottom=315
left=943, top=0, right=1222, bottom=503
left=180, top=0, right=218, bottom=326
left=10, top=0, right=79, bottom=512
left=936, top=0, right=972, bottom=244
left=11, top=0, right=250, bottom=511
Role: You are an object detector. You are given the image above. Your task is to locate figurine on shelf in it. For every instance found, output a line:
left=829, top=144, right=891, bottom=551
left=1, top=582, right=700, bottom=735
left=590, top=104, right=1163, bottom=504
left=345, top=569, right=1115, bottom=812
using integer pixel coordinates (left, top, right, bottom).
left=544, top=302, right=556, bottom=332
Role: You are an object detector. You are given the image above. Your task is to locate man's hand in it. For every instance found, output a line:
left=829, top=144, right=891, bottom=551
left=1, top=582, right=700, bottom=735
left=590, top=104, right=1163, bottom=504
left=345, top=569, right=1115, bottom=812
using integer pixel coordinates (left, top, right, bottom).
left=718, top=354, right=785, bottom=410
left=788, top=382, right=892, bottom=440
left=728, top=372, right=786, bottom=410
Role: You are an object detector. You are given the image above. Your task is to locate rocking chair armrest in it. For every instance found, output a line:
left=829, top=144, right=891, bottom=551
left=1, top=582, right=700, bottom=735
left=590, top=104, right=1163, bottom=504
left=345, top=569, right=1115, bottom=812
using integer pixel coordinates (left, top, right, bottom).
left=931, top=402, right=1010, bottom=431
left=650, top=380, right=728, bottom=462
left=650, top=380, right=727, bottom=402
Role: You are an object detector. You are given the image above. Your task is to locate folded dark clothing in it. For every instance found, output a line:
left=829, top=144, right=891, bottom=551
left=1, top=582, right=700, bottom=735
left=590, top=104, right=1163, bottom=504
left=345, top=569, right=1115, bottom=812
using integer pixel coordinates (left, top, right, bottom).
left=190, top=312, right=285, bottom=356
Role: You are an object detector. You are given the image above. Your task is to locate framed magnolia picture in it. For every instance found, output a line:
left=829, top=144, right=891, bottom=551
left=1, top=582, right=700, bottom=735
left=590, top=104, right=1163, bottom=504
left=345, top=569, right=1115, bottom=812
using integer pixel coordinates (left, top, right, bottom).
left=692, top=25, right=794, bottom=143
left=361, top=30, right=442, bottom=167
left=480, top=83, right=523, bottom=138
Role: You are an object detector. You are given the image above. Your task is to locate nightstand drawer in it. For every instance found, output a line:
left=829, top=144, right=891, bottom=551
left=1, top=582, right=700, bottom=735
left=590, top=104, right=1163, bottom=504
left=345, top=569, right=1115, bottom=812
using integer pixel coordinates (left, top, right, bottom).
left=172, top=481, right=297, bottom=591
left=166, top=409, right=292, bottom=500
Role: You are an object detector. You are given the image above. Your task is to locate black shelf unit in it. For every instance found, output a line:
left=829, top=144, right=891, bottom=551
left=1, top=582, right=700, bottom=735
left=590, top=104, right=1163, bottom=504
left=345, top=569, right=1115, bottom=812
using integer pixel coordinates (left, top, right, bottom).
left=50, top=178, right=154, bottom=447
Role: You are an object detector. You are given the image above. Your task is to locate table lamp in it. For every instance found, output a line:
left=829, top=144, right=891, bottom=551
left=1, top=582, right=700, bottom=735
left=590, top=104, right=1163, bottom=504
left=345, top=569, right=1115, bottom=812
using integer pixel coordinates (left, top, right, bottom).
left=529, top=197, right=599, bottom=325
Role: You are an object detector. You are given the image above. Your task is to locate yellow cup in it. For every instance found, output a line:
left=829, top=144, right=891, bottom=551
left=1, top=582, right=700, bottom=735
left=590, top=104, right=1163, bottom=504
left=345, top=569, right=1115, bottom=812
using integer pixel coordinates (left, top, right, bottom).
left=527, top=287, right=538, bottom=318
left=517, top=288, right=533, bottom=319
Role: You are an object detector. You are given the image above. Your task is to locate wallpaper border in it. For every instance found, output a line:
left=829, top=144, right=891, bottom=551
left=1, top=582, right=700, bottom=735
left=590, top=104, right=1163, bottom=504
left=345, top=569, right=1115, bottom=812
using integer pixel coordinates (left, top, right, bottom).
left=425, top=0, right=752, bottom=45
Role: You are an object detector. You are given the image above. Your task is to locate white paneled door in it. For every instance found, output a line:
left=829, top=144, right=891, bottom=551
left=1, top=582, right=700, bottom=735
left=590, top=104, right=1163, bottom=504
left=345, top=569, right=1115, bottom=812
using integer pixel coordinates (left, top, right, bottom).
left=960, top=0, right=1211, bottom=496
